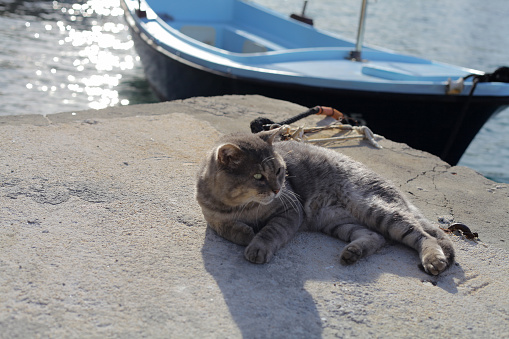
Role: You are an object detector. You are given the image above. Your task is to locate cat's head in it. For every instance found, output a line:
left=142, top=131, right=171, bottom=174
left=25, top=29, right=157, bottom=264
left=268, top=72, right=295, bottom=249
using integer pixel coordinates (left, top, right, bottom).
left=211, top=130, right=286, bottom=207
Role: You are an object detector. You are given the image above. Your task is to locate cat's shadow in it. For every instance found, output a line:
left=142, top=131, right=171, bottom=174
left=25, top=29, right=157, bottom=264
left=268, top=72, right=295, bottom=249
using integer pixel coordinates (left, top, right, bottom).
left=202, top=228, right=465, bottom=338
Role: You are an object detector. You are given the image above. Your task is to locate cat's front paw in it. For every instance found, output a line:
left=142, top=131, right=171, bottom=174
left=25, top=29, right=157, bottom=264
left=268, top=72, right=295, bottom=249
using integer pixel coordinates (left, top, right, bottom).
left=340, top=244, right=363, bottom=265
left=244, top=240, right=274, bottom=264
left=233, top=225, right=256, bottom=246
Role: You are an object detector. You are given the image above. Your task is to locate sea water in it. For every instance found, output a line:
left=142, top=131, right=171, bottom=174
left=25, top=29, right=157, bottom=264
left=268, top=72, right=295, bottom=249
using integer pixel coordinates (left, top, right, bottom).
left=0, top=0, right=508, bottom=182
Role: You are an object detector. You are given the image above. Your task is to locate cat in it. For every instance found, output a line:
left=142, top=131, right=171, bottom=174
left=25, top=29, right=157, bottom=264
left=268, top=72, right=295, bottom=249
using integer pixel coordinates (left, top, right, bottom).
left=196, top=130, right=455, bottom=275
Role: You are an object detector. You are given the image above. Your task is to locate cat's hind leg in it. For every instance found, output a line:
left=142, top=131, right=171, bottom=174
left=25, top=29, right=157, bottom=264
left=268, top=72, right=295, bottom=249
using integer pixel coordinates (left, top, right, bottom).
left=412, top=219, right=455, bottom=275
left=365, top=205, right=454, bottom=275
left=321, top=222, right=386, bottom=265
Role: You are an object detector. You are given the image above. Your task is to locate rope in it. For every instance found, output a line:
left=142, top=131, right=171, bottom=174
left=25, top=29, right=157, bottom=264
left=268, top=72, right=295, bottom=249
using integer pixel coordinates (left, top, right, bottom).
left=250, top=106, right=378, bottom=148
left=441, top=66, right=509, bottom=160
left=250, top=106, right=357, bottom=133
left=250, top=106, right=320, bottom=133
left=463, top=66, right=509, bottom=83
left=270, top=124, right=382, bottom=149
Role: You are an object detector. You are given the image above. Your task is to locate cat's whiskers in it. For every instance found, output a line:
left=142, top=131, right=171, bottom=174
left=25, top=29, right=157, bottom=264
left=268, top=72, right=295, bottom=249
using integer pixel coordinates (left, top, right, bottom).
left=279, top=192, right=303, bottom=225
left=261, top=156, right=275, bottom=164
left=279, top=187, right=302, bottom=214
left=281, top=180, right=301, bottom=201
left=285, top=186, right=303, bottom=211
left=283, top=192, right=301, bottom=213
left=278, top=192, right=291, bottom=216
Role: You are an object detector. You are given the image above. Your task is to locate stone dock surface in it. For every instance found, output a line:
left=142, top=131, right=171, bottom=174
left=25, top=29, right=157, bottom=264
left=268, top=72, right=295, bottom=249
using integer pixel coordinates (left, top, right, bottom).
left=0, top=95, right=508, bottom=338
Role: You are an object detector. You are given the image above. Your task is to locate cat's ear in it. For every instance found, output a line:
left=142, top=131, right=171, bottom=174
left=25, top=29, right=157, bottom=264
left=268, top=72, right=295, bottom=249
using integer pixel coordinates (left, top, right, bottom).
left=257, top=128, right=281, bottom=145
left=217, top=143, right=243, bottom=168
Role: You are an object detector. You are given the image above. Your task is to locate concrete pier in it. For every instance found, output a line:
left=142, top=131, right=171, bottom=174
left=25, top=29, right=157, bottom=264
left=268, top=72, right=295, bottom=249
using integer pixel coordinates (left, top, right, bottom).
left=1, top=95, right=508, bottom=338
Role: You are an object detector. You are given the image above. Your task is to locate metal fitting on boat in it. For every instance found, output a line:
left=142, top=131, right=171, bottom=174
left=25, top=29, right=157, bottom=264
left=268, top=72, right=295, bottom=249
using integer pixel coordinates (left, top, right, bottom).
left=446, top=77, right=465, bottom=95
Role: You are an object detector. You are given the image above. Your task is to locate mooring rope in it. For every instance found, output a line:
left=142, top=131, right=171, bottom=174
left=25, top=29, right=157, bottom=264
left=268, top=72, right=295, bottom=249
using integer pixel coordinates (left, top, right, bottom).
left=442, top=66, right=509, bottom=160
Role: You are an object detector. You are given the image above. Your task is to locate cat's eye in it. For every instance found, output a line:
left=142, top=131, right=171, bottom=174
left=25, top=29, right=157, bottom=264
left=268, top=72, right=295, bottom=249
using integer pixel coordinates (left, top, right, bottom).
left=253, top=173, right=263, bottom=180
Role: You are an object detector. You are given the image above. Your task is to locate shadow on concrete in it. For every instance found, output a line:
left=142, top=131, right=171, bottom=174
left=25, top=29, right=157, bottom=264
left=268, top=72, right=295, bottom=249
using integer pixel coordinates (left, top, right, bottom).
left=202, top=228, right=324, bottom=338
left=202, top=227, right=465, bottom=338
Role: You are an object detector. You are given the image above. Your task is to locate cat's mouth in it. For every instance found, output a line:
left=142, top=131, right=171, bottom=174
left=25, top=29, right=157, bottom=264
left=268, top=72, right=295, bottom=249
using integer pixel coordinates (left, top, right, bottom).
left=257, top=191, right=281, bottom=205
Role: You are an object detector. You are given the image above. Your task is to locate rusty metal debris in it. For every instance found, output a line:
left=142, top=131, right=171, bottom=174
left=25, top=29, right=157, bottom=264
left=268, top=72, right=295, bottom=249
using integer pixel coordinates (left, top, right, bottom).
left=442, top=222, right=479, bottom=240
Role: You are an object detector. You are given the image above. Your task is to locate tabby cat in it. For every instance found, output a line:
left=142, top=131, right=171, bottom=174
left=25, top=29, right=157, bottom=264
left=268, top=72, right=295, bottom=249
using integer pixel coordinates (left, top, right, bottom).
left=196, top=130, right=454, bottom=275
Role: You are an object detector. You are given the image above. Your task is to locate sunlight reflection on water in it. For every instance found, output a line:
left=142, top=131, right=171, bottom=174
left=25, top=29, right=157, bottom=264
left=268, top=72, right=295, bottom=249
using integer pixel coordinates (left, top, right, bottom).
left=0, top=0, right=157, bottom=115
left=51, top=0, right=131, bottom=110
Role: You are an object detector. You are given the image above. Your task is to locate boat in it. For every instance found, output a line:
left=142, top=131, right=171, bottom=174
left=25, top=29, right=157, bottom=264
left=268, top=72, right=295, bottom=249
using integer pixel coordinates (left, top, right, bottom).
left=120, top=0, right=509, bottom=165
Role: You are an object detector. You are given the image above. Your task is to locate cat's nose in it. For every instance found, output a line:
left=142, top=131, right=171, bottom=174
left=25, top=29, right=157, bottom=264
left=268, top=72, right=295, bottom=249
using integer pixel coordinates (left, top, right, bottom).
left=273, top=188, right=280, bottom=194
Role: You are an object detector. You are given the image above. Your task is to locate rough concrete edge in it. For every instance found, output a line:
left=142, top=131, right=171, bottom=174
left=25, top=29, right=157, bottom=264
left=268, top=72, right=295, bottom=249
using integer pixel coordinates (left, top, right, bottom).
left=0, top=102, right=176, bottom=126
left=0, top=94, right=303, bottom=128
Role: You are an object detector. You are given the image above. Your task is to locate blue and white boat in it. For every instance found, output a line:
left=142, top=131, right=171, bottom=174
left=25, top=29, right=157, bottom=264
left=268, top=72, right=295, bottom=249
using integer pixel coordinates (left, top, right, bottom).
left=121, top=0, right=509, bottom=164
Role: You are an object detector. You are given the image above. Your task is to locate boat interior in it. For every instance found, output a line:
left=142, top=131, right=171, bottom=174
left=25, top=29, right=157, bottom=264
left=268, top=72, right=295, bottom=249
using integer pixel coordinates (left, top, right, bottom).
left=132, top=0, right=479, bottom=84
left=144, top=0, right=354, bottom=54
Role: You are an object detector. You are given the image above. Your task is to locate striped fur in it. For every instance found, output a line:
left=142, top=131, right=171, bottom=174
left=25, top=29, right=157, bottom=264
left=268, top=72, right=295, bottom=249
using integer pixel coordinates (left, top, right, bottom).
left=196, top=132, right=454, bottom=275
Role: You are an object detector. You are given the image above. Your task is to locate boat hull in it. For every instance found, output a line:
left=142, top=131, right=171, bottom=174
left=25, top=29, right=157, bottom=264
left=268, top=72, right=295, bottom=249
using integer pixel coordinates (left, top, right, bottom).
left=129, top=25, right=507, bottom=165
